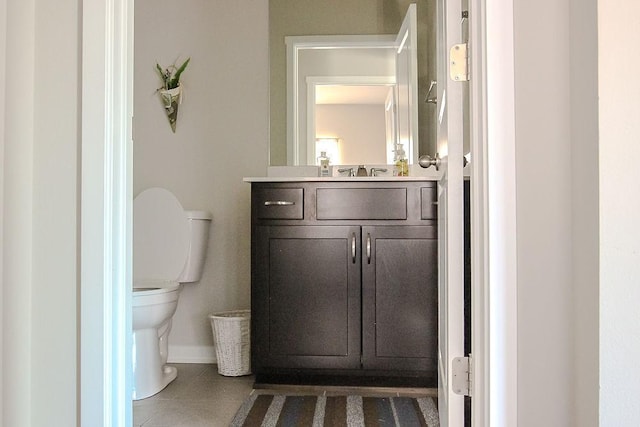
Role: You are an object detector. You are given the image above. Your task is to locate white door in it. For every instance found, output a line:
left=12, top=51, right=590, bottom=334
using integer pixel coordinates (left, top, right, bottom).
left=435, top=0, right=466, bottom=424
left=395, top=4, right=419, bottom=164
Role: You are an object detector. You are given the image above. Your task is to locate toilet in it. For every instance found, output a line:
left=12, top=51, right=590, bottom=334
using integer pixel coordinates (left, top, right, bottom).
left=132, top=188, right=212, bottom=400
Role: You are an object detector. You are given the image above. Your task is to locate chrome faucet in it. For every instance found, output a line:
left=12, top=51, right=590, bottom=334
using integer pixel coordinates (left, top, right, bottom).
left=337, top=166, right=388, bottom=177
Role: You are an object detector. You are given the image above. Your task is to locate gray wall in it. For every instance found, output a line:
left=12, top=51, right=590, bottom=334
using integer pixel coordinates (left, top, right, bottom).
left=134, top=0, right=269, bottom=362
left=514, top=0, right=573, bottom=421
left=3, top=0, right=37, bottom=423
left=2, top=0, right=79, bottom=425
left=571, top=0, right=600, bottom=424
left=514, top=0, right=600, bottom=424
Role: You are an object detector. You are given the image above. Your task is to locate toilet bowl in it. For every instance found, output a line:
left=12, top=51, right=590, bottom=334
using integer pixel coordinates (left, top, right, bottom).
left=132, top=282, right=181, bottom=398
left=132, top=188, right=211, bottom=400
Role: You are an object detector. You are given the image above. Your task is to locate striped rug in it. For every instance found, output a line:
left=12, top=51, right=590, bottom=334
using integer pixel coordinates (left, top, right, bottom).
left=230, top=394, right=439, bottom=427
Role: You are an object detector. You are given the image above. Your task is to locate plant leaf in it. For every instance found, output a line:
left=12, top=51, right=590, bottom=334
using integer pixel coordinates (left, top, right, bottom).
left=168, top=57, right=190, bottom=89
left=156, top=63, right=169, bottom=89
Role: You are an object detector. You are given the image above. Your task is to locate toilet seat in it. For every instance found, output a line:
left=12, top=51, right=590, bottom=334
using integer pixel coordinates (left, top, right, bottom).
left=133, top=285, right=180, bottom=310
left=134, top=188, right=189, bottom=282
left=133, top=286, right=178, bottom=295
left=133, top=280, right=180, bottom=305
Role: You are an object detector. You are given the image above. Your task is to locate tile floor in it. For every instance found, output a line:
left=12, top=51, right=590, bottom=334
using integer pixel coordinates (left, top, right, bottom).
left=133, top=363, right=254, bottom=427
left=133, top=363, right=437, bottom=426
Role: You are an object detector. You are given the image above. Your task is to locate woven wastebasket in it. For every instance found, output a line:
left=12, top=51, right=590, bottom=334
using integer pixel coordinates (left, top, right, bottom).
left=208, top=310, right=251, bottom=376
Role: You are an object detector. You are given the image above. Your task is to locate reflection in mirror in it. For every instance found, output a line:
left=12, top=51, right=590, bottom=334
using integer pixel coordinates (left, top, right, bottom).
left=314, top=84, right=395, bottom=166
left=286, top=36, right=397, bottom=166
left=269, top=0, right=436, bottom=166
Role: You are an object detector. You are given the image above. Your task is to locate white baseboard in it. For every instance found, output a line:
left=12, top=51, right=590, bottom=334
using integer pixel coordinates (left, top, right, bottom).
left=168, top=345, right=217, bottom=364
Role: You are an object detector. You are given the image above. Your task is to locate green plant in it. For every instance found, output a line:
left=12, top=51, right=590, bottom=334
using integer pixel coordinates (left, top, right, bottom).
left=156, top=57, right=190, bottom=90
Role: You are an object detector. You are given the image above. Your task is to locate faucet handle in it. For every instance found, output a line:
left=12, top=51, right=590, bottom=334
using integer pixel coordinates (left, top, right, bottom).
left=337, top=167, right=355, bottom=177
left=370, top=167, right=388, bottom=177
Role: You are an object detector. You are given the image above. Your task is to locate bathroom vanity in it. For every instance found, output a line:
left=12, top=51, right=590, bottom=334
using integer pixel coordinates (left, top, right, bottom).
left=247, top=177, right=438, bottom=387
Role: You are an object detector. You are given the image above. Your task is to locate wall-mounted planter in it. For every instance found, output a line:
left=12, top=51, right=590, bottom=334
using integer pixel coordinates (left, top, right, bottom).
left=159, top=84, right=182, bottom=133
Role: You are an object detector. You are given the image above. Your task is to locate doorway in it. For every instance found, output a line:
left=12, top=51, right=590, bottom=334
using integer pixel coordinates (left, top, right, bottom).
left=80, top=1, right=519, bottom=426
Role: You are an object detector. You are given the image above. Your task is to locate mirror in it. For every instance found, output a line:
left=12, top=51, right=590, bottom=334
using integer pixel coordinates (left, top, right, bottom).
left=269, top=0, right=436, bottom=167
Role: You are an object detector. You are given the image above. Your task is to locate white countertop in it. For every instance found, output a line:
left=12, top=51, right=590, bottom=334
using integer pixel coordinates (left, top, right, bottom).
left=243, top=176, right=439, bottom=182
left=244, top=164, right=443, bottom=182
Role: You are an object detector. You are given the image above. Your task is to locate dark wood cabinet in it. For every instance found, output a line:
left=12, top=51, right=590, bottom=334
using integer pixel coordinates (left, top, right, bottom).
left=250, top=180, right=437, bottom=386
left=253, top=225, right=361, bottom=370
left=361, top=226, right=437, bottom=372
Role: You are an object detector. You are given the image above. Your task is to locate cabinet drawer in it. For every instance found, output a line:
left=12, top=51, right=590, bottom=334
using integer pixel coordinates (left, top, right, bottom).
left=316, top=188, right=407, bottom=220
left=421, top=186, right=437, bottom=220
left=254, top=188, right=303, bottom=219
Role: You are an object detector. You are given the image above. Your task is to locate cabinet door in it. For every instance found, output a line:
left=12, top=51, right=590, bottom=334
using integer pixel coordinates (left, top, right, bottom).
left=253, top=226, right=361, bottom=370
left=361, top=226, right=437, bottom=372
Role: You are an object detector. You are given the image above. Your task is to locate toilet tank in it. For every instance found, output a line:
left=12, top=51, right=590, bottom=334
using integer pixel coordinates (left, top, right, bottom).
left=177, top=210, right=212, bottom=283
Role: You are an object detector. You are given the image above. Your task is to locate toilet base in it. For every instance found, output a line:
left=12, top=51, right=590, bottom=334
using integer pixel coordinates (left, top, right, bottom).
left=132, top=327, right=178, bottom=400
left=133, top=364, right=177, bottom=401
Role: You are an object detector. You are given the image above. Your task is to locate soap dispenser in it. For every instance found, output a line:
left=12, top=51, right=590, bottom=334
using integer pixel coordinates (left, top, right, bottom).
left=394, top=144, right=409, bottom=177
left=317, top=151, right=331, bottom=177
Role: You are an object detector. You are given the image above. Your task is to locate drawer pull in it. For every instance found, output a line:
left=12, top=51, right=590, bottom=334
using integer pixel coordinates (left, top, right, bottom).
left=351, top=233, right=356, bottom=264
left=264, top=200, right=295, bottom=206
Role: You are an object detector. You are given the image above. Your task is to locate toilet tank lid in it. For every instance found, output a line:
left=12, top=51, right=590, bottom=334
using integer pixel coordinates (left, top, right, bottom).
left=185, top=210, right=212, bottom=220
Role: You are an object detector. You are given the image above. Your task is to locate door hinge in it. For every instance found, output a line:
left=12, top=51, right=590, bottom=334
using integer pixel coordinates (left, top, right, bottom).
left=452, top=356, right=472, bottom=396
left=450, top=43, right=469, bottom=82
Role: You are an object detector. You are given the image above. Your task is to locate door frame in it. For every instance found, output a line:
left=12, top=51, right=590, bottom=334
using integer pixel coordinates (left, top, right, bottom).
left=0, top=0, right=5, bottom=417
left=80, top=0, right=134, bottom=425
left=468, top=0, right=518, bottom=425
left=79, top=1, right=518, bottom=427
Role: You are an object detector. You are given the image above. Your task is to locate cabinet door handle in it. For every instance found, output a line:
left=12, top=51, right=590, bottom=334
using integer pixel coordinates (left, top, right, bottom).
left=264, top=200, right=295, bottom=206
left=366, top=233, right=371, bottom=264
left=351, top=232, right=356, bottom=264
